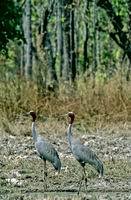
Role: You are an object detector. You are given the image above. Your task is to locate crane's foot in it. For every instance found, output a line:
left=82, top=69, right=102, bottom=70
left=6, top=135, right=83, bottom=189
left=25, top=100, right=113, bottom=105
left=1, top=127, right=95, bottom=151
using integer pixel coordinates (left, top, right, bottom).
left=98, top=174, right=103, bottom=179
left=84, top=177, right=88, bottom=194
left=44, top=171, right=47, bottom=177
left=55, top=171, right=59, bottom=176
left=44, top=184, right=47, bottom=192
left=43, top=172, right=48, bottom=192
left=77, top=180, right=82, bottom=195
left=77, top=176, right=84, bottom=195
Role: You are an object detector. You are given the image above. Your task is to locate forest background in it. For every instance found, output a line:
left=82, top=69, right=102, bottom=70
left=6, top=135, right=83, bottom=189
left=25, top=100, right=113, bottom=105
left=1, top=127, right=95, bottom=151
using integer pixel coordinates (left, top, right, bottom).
left=0, top=0, right=131, bottom=129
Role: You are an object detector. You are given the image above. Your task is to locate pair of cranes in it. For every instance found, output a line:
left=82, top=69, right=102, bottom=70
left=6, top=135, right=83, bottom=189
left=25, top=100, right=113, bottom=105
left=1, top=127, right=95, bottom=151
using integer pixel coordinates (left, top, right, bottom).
left=28, top=111, right=104, bottom=194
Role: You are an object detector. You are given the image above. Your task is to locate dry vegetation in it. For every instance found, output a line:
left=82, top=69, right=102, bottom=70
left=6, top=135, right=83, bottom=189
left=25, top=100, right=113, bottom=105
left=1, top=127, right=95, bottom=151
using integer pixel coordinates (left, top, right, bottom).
left=0, top=74, right=131, bottom=132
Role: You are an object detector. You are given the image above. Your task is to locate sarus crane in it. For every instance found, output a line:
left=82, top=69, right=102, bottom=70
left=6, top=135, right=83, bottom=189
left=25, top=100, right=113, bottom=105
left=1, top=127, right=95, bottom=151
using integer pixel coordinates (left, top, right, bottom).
left=28, top=111, right=61, bottom=191
left=67, top=112, right=104, bottom=194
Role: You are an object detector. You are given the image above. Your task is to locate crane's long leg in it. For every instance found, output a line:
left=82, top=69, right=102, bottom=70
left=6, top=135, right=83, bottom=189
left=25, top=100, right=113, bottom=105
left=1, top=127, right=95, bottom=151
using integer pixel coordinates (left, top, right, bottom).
left=83, top=166, right=88, bottom=194
left=77, top=173, right=84, bottom=195
left=77, top=166, right=87, bottom=195
left=43, top=159, right=47, bottom=191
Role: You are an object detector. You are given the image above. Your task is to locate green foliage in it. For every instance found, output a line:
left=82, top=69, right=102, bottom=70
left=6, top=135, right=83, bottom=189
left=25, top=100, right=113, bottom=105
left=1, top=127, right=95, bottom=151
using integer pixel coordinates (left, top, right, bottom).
left=0, top=0, right=131, bottom=92
left=0, top=0, right=22, bottom=54
left=112, top=0, right=128, bottom=17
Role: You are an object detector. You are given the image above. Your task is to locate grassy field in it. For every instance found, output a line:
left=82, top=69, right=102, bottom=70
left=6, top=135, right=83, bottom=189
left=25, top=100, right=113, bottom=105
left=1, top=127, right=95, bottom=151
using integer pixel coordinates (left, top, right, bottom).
left=0, top=75, right=131, bottom=199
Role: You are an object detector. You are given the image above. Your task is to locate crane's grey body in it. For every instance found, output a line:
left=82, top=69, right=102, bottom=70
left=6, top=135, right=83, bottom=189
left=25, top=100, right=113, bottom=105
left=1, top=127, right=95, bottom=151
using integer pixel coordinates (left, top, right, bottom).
left=67, top=113, right=104, bottom=194
left=67, top=124, right=103, bottom=175
left=32, top=122, right=61, bottom=172
left=29, top=111, right=61, bottom=191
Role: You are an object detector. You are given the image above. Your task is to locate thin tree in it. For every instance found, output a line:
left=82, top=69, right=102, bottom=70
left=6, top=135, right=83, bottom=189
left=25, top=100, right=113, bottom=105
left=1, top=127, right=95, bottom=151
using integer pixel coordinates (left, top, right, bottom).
left=126, top=0, right=131, bottom=80
left=92, top=0, right=97, bottom=78
left=63, top=0, right=71, bottom=81
left=70, top=2, right=76, bottom=81
left=37, top=1, right=58, bottom=88
left=57, top=0, right=64, bottom=78
left=24, top=0, right=32, bottom=79
left=75, top=2, right=80, bottom=71
left=83, top=0, right=90, bottom=73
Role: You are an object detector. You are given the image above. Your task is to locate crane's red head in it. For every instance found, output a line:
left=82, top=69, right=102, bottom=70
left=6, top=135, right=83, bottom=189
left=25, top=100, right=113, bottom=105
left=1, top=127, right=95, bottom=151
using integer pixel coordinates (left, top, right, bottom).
left=29, top=111, right=36, bottom=122
left=68, top=112, right=75, bottom=124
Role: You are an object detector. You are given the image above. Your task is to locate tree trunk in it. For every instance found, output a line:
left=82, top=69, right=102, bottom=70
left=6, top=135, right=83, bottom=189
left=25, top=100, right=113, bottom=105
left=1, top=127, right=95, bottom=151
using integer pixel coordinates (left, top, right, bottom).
left=37, top=2, right=58, bottom=88
left=75, top=4, right=80, bottom=71
left=93, top=0, right=97, bottom=77
left=45, top=32, right=58, bottom=85
left=83, top=0, right=90, bottom=73
left=57, top=0, right=64, bottom=78
left=63, top=0, right=71, bottom=81
left=24, top=0, right=32, bottom=79
left=20, top=41, right=25, bottom=76
left=126, top=0, right=131, bottom=80
left=127, top=0, right=131, bottom=38
left=70, top=3, right=76, bottom=81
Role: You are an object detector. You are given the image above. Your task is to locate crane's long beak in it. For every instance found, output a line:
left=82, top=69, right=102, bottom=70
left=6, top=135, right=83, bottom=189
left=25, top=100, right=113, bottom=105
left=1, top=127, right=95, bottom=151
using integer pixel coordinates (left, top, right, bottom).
left=59, top=113, right=68, bottom=117
left=26, top=112, right=30, bottom=115
left=23, top=112, right=30, bottom=117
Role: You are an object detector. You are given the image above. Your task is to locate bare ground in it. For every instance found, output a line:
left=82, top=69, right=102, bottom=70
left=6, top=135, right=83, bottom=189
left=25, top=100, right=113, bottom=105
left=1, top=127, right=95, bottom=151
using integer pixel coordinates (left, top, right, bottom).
left=0, top=119, right=131, bottom=199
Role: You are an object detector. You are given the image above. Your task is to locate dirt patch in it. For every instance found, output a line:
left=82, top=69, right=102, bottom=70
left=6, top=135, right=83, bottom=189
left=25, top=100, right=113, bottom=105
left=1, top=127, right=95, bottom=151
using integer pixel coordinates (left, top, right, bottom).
left=0, top=122, right=131, bottom=199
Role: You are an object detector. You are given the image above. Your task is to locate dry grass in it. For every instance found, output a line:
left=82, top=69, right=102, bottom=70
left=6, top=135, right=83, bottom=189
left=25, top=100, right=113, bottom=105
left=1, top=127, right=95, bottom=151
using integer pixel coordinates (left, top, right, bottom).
left=0, top=74, right=131, bottom=133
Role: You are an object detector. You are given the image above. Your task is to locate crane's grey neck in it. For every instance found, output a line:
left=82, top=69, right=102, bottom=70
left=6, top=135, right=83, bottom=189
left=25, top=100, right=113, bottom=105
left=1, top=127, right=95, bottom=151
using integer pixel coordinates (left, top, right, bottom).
left=67, top=124, right=73, bottom=147
left=32, top=122, right=37, bottom=142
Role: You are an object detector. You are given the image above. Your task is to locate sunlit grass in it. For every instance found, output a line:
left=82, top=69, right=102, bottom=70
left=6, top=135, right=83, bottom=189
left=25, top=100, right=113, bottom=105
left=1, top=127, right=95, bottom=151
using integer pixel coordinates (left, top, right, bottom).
left=0, top=74, right=131, bottom=133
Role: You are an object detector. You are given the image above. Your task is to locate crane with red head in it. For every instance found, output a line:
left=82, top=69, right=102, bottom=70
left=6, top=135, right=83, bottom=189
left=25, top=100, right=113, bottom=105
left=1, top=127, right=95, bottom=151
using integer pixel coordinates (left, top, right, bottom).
left=28, top=111, right=61, bottom=191
left=67, top=112, right=104, bottom=194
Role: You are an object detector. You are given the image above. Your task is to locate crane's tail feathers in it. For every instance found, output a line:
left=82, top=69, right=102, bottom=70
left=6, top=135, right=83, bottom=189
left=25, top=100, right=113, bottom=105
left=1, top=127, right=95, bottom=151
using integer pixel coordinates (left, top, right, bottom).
left=54, top=165, right=61, bottom=173
left=95, top=158, right=104, bottom=177
left=53, top=159, right=61, bottom=173
left=99, top=162, right=104, bottom=176
left=88, top=156, right=104, bottom=177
